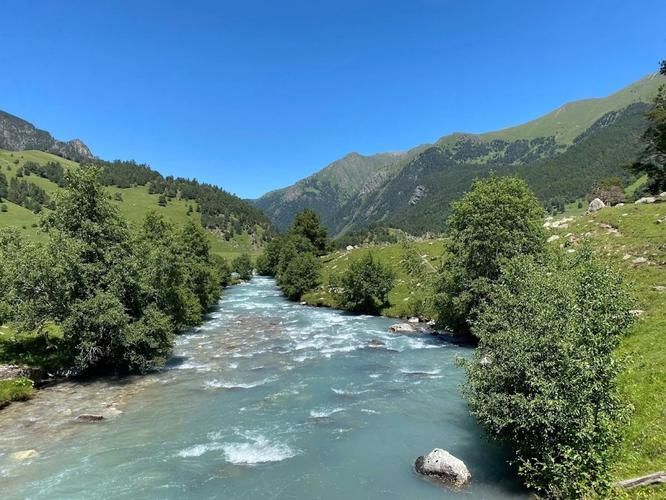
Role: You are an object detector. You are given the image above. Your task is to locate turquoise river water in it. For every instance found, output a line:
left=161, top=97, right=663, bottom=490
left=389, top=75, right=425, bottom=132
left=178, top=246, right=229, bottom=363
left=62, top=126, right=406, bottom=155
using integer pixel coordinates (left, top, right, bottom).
left=0, top=277, right=525, bottom=499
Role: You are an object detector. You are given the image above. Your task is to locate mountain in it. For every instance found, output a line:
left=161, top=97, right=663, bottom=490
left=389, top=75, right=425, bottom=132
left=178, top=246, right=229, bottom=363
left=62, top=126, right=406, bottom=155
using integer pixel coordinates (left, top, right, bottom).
left=0, top=110, right=94, bottom=162
left=256, top=73, right=665, bottom=236
left=0, top=114, right=272, bottom=258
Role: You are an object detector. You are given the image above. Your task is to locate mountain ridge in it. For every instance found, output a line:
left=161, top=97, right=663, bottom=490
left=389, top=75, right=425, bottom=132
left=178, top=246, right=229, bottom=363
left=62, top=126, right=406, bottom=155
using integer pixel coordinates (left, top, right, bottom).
left=255, top=73, right=665, bottom=235
left=0, top=110, right=93, bottom=162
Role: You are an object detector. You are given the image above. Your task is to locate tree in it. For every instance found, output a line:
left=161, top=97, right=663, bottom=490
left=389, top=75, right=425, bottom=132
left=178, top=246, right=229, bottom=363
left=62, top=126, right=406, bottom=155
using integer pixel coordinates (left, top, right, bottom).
left=291, top=208, right=329, bottom=255
left=629, top=60, right=666, bottom=193
left=277, top=252, right=321, bottom=300
left=337, top=253, right=395, bottom=313
left=232, top=254, right=253, bottom=280
left=463, top=251, right=633, bottom=497
left=434, top=175, right=546, bottom=334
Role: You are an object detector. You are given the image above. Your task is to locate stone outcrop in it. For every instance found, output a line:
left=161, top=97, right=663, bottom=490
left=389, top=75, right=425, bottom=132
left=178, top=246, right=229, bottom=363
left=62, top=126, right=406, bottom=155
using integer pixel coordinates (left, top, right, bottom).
left=0, top=110, right=93, bottom=162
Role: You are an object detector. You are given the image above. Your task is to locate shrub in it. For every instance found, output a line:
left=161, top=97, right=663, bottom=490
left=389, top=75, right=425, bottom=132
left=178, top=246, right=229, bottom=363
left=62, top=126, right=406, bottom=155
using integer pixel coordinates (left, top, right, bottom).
left=232, top=254, right=253, bottom=280
left=277, top=252, right=321, bottom=300
left=434, top=175, right=546, bottom=333
left=337, top=253, right=395, bottom=313
left=463, top=250, right=633, bottom=497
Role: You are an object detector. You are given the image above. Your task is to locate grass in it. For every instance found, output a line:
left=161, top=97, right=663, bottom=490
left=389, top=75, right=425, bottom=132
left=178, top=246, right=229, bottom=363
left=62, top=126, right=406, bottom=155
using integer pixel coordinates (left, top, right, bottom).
left=0, top=378, right=34, bottom=407
left=302, top=239, right=447, bottom=318
left=544, top=202, right=665, bottom=496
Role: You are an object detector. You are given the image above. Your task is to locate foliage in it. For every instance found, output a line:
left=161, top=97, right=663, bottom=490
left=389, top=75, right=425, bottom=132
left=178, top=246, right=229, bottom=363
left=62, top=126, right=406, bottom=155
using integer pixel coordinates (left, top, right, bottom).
left=463, top=251, right=634, bottom=498
left=336, top=253, right=395, bottom=313
left=0, top=166, right=224, bottom=375
left=257, top=209, right=329, bottom=300
left=232, top=253, right=253, bottom=280
left=630, top=63, right=666, bottom=193
left=290, top=208, right=329, bottom=255
left=588, top=177, right=626, bottom=206
left=277, top=252, right=321, bottom=300
left=434, top=175, right=546, bottom=333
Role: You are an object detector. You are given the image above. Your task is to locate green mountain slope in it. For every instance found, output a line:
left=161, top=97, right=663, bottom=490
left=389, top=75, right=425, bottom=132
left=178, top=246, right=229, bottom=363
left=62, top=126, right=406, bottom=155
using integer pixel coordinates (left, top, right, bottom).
left=256, top=73, right=665, bottom=236
left=255, top=149, right=427, bottom=231
left=0, top=148, right=272, bottom=259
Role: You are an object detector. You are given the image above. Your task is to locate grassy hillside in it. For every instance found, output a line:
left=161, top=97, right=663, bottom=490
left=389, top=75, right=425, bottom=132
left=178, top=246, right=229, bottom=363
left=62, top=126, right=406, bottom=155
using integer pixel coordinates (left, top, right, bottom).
left=470, top=72, right=664, bottom=144
left=544, top=203, right=666, bottom=490
left=0, top=149, right=263, bottom=259
left=302, top=239, right=447, bottom=318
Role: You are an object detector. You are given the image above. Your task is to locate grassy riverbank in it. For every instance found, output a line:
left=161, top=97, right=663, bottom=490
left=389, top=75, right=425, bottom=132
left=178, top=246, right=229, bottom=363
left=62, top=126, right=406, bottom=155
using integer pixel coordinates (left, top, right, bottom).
left=304, top=203, right=665, bottom=496
left=301, top=239, right=447, bottom=318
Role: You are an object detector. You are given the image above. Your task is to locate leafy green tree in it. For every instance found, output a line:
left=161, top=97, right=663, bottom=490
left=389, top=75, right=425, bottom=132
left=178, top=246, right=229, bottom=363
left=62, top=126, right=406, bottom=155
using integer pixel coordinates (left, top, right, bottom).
left=120, top=305, right=174, bottom=373
left=337, top=253, right=395, bottom=313
left=232, top=254, right=253, bottom=280
left=291, top=208, right=329, bottom=255
left=629, top=60, right=666, bottom=193
left=434, top=175, right=546, bottom=333
left=277, top=252, right=321, bottom=300
left=463, top=251, right=633, bottom=498
left=0, top=172, right=7, bottom=200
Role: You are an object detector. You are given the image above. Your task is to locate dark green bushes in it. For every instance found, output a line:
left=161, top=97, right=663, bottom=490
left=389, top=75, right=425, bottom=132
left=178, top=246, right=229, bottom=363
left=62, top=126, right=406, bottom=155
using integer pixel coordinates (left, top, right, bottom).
left=257, top=209, right=327, bottom=301
left=463, top=251, right=633, bottom=497
left=0, top=166, right=225, bottom=375
left=434, top=175, right=546, bottom=334
left=336, top=254, right=394, bottom=314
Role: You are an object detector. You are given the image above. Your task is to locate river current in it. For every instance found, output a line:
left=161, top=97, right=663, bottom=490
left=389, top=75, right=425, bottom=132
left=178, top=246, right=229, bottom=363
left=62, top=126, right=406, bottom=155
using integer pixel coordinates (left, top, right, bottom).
left=0, top=277, right=524, bottom=499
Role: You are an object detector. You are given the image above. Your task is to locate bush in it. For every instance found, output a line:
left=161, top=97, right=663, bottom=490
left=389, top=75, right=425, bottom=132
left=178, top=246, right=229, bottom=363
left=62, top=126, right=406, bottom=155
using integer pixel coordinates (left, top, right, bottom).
left=277, top=252, right=321, bottom=300
left=232, top=254, right=253, bottom=280
left=337, top=253, right=395, bottom=313
left=121, top=306, right=174, bottom=373
left=463, top=250, right=633, bottom=497
left=434, top=175, right=546, bottom=333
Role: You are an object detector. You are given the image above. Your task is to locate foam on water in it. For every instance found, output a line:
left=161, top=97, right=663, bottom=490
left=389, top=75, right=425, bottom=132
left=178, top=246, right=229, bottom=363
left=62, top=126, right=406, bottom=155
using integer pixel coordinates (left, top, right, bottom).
left=309, top=407, right=345, bottom=418
left=221, top=433, right=298, bottom=465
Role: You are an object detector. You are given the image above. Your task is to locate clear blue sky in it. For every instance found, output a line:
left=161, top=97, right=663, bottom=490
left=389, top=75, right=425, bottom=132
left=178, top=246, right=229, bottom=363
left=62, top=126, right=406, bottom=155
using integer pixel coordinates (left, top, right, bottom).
left=1, top=0, right=664, bottom=198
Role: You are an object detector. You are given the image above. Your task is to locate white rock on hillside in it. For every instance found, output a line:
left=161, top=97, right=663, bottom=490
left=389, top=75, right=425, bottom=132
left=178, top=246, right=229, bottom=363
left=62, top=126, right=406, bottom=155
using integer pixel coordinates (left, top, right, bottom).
left=587, top=198, right=605, bottom=213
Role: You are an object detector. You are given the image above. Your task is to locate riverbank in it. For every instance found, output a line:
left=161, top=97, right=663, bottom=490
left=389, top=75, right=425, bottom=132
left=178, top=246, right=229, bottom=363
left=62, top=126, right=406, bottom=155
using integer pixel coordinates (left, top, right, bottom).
left=301, top=239, right=447, bottom=320
left=305, top=204, right=665, bottom=496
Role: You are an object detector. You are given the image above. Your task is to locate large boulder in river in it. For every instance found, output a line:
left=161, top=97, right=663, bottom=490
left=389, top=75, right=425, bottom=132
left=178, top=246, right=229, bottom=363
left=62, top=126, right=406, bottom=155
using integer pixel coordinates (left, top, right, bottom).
left=415, top=448, right=471, bottom=487
left=389, top=323, right=416, bottom=334
left=587, top=198, right=605, bottom=213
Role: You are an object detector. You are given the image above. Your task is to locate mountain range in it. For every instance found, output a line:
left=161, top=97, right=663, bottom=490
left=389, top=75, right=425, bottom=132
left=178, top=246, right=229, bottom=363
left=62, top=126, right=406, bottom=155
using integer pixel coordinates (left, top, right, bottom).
left=255, top=73, right=665, bottom=236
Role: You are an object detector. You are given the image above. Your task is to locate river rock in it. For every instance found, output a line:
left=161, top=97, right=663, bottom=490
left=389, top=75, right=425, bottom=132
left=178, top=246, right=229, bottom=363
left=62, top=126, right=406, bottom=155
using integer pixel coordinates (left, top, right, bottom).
left=76, top=414, right=105, bottom=422
left=389, top=323, right=416, bottom=334
left=587, top=198, right=605, bottom=213
left=11, top=449, right=39, bottom=461
left=407, top=317, right=420, bottom=324
left=415, top=448, right=471, bottom=487
left=367, top=339, right=386, bottom=348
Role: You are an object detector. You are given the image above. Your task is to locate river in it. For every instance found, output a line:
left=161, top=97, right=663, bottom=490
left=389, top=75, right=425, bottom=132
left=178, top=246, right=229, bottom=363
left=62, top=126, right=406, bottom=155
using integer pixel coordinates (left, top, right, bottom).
left=0, top=277, right=524, bottom=499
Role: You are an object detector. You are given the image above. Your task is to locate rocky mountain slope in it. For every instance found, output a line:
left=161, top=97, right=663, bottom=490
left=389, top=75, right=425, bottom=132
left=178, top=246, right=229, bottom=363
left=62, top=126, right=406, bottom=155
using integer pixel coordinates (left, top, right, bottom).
left=0, top=110, right=93, bottom=162
left=256, top=73, right=665, bottom=236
